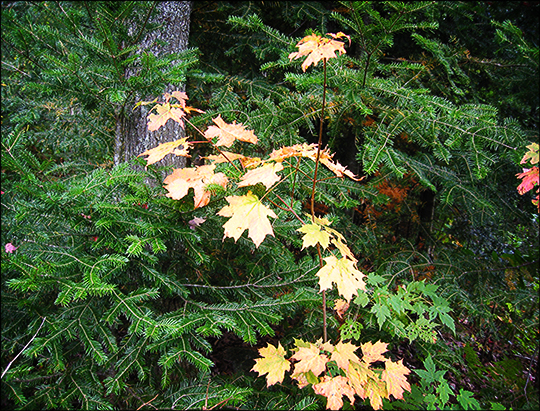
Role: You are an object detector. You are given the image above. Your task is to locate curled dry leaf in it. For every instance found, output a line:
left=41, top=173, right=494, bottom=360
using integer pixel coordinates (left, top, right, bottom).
left=204, top=115, right=258, bottom=147
left=163, top=164, right=228, bottom=208
left=138, top=137, right=192, bottom=167
left=270, top=143, right=363, bottom=181
left=334, top=299, right=350, bottom=320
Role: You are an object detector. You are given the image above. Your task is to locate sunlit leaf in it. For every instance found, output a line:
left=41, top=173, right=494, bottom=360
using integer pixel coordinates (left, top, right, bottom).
left=316, top=256, right=367, bottom=302
left=251, top=342, right=290, bottom=387
left=217, top=191, right=277, bottom=247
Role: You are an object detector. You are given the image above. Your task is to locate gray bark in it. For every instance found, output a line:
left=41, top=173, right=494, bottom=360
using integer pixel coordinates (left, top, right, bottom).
left=114, top=1, right=192, bottom=169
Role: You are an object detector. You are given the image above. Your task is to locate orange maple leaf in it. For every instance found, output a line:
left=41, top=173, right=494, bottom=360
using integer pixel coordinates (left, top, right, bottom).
left=138, top=137, right=192, bottom=166
left=251, top=342, right=290, bottom=387
left=361, top=341, right=388, bottom=366
left=313, top=375, right=356, bottom=410
left=167, top=90, right=188, bottom=105
left=238, top=162, right=284, bottom=190
left=163, top=164, right=228, bottom=208
left=217, top=191, right=277, bottom=247
left=289, top=32, right=350, bottom=72
left=270, top=143, right=362, bottom=181
left=290, top=343, right=328, bottom=377
left=334, top=299, right=350, bottom=320
left=204, top=115, right=258, bottom=147
left=316, top=255, right=367, bottom=302
left=381, top=359, right=411, bottom=400
left=141, top=91, right=203, bottom=132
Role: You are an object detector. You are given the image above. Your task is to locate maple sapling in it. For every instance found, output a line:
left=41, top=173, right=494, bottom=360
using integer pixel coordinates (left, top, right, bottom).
left=136, top=31, right=411, bottom=410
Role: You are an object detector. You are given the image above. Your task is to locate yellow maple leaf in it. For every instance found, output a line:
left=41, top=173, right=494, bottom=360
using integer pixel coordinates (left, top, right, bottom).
left=217, top=191, right=277, bottom=247
left=251, top=342, right=290, bottom=387
left=290, top=343, right=328, bottom=377
left=316, top=255, right=367, bottom=302
left=381, top=359, right=411, bottom=400
left=138, top=137, right=192, bottom=167
left=205, top=151, right=251, bottom=164
left=238, top=162, right=284, bottom=190
left=289, top=32, right=350, bottom=72
left=346, top=360, right=377, bottom=398
left=163, top=164, right=228, bottom=208
left=313, top=375, right=356, bottom=410
left=363, top=378, right=387, bottom=410
left=290, top=371, right=310, bottom=389
left=297, top=222, right=331, bottom=250
left=204, top=115, right=258, bottom=147
left=361, top=341, right=388, bottom=366
left=520, top=142, right=539, bottom=165
left=330, top=341, right=360, bottom=371
left=147, top=102, right=186, bottom=131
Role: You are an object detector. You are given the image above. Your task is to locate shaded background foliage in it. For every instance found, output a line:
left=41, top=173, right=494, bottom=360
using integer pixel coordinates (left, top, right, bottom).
left=2, top=1, right=538, bottom=410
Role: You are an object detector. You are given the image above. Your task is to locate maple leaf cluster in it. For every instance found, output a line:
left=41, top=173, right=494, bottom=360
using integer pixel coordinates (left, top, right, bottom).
left=138, top=91, right=362, bottom=251
left=297, top=216, right=366, bottom=302
left=516, top=142, right=539, bottom=211
left=252, top=339, right=411, bottom=410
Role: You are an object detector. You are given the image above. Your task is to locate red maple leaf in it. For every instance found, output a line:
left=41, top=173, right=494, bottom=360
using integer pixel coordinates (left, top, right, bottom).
left=516, top=167, right=539, bottom=195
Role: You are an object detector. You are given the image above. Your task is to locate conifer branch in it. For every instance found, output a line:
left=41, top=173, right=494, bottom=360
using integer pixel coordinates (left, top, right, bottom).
left=1, top=317, right=46, bottom=379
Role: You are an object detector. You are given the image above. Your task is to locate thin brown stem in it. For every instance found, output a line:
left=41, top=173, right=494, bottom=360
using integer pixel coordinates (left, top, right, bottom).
left=184, top=118, right=242, bottom=173
left=272, top=194, right=306, bottom=225
left=310, top=58, right=328, bottom=342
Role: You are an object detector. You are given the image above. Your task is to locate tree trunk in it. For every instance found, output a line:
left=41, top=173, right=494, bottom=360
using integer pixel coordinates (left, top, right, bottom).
left=114, top=1, right=192, bottom=169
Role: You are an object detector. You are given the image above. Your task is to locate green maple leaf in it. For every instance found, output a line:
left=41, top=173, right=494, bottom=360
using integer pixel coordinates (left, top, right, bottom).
left=371, top=302, right=391, bottom=329
left=456, top=388, right=480, bottom=410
